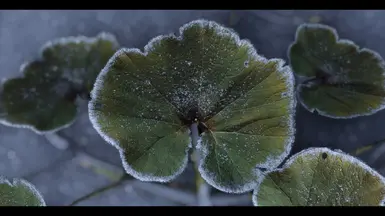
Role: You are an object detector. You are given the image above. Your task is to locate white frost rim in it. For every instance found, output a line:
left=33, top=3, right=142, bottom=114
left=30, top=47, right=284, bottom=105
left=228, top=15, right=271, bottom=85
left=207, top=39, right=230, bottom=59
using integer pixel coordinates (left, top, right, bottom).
left=89, top=20, right=296, bottom=187
left=0, top=176, right=46, bottom=206
left=288, top=23, right=385, bottom=119
left=252, top=147, right=385, bottom=206
left=0, top=32, right=119, bottom=134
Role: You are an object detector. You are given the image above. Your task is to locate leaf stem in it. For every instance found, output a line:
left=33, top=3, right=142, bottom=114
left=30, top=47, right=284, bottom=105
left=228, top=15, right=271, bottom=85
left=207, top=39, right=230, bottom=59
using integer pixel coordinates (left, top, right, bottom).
left=190, top=122, right=212, bottom=206
left=44, top=133, right=70, bottom=150
left=350, top=138, right=385, bottom=156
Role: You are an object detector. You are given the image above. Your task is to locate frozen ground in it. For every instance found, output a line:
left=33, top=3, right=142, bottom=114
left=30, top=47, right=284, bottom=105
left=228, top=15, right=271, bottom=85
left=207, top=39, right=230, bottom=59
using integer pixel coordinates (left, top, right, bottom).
left=1, top=10, right=385, bottom=206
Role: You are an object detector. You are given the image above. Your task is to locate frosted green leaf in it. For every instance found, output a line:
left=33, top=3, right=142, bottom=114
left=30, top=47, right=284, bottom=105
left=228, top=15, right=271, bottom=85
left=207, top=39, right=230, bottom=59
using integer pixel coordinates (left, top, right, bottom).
left=0, top=177, right=45, bottom=206
left=289, top=23, right=385, bottom=118
left=253, top=148, right=385, bottom=206
left=89, top=20, right=295, bottom=193
left=0, top=33, right=119, bottom=134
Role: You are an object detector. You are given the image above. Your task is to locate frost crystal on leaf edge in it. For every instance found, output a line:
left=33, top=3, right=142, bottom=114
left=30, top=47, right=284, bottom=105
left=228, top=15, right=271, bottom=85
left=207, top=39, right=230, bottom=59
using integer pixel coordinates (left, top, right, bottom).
left=0, top=32, right=119, bottom=135
left=196, top=59, right=296, bottom=194
left=252, top=147, right=385, bottom=206
left=288, top=23, right=385, bottom=119
left=89, top=19, right=296, bottom=186
left=0, top=176, right=46, bottom=206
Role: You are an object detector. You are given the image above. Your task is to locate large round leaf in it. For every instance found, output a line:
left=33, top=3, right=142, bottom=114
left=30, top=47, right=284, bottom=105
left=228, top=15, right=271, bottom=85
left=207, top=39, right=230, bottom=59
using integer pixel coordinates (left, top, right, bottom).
left=89, top=20, right=295, bottom=193
left=289, top=23, right=385, bottom=118
left=253, top=147, right=385, bottom=206
left=0, top=32, right=119, bottom=133
left=0, top=177, right=45, bottom=206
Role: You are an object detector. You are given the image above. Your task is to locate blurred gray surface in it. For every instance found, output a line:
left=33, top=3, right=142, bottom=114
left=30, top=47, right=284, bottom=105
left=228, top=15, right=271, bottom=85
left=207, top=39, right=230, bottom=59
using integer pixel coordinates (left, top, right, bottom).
left=1, top=10, right=385, bottom=206
left=26, top=153, right=121, bottom=206
left=0, top=126, right=72, bottom=178
left=59, top=101, right=122, bottom=166
left=75, top=182, right=181, bottom=206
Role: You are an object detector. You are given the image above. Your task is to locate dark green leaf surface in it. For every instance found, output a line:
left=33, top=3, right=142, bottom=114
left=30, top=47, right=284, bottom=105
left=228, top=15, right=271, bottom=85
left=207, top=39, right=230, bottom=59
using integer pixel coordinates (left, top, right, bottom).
left=89, top=20, right=295, bottom=193
left=253, top=148, right=385, bottom=206
left=289, top=23, right=385, bottom=118
left=0, top=33, right=119, bottom=133
left=0, top=177, right=45, bottom=206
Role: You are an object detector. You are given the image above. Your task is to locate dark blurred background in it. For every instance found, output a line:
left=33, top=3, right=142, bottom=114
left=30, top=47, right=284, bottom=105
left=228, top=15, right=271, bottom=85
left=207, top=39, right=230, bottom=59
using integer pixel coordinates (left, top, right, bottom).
left=1, top=10, right=385, bottom=206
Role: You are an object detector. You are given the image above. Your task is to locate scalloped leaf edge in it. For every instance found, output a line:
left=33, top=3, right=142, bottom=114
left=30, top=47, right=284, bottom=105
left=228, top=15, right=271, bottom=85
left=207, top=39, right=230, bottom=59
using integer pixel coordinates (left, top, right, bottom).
left=252, top=147, right=385, bottom=206
left=0, top=32, right=120, bottom=135
left=288, top=23, right=385, bottom=119
left=0, top=176, right=46, bottom=206
left=90, top=19, right=296, bottom=188
left=196, top=61, right=296, bottom=194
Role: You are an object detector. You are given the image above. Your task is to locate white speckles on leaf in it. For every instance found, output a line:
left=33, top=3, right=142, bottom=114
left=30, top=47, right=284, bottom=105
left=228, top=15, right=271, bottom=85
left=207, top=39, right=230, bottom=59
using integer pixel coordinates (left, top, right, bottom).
left=289, top=23, right=385, bottom=119
left=253, top=147, right=385, bottom=206
left=0, top=32, right=119, bottom=134
left=89, top=19, right=295, bottom=189
left=0, top=177, right=46, bottom=206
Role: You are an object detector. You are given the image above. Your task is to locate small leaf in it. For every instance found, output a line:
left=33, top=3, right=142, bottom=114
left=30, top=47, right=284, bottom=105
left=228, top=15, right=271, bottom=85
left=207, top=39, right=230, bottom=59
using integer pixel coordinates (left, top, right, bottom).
left=89, top=20, right=295, bottom=193
left=0, top=33, right=119, bottom=133
left=0, top=177, right=45, bottom=206
left=351, top=138, right=385, bottom=156
left=253, top=147, right=385, bottom=206
left=289, top=23, right=385, bottom=118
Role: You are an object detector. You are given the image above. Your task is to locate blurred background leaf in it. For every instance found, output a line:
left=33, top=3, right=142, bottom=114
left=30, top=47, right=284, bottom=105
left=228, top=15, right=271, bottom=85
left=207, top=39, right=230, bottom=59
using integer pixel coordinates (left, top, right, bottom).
left=0, top=33, right=119, bottom=133
left=289, top=24, right=385, bottom=119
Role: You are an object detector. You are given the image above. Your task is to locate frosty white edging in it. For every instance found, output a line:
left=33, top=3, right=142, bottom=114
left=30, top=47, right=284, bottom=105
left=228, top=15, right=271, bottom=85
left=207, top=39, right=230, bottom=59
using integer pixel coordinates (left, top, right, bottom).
left=89, top=20, right=296, bottom=188
left=0, top=32, right=119, bottom=134
left=0, top=176, right=46, bottom=206
left=89, top=45, right=191, bottom=182
left=39, top=32, right=119, bottom=56
left=0, top=58, right=77, bottom=134
left=288, top=23, right=385, bottom=119
left=191, top=21, right=296, bottom=194
left=252, top=147, right=385, bottom=206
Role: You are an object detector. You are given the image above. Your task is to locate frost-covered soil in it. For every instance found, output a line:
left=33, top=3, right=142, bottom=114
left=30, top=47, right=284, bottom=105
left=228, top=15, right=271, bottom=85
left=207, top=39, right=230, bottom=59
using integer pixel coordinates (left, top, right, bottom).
left=1, top=10, right=385, bottom=206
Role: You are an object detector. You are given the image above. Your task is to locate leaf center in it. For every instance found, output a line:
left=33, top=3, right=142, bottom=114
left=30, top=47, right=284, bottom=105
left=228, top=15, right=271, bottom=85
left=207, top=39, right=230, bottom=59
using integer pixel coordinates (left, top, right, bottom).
left=182, top=107, right=208, bottom=135
left=302, top=65, right=349, bottom=87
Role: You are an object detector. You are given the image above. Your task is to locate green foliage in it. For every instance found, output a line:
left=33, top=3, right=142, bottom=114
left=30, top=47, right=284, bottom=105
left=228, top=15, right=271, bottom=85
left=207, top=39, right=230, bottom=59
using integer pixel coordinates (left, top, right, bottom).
left=289, top=23, right=385, bottom=118
left=1, top=18, right=384, bottom=206
left=253, top=148, right=385, bottom=206
left=0, top=177, right=45, bottom=206
left=0, top=33, right=119, bottom=133
left=89, top=20, right=295, bottom=193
